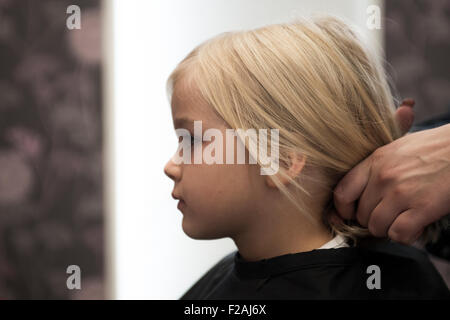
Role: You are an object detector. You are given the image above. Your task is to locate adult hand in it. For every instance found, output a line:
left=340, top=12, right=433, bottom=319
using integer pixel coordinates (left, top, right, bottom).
left=332, top=99, right=450, bottom=244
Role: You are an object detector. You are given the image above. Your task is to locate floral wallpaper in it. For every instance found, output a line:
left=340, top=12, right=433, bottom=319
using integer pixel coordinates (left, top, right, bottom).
left=0, top=0, right=103, bottom=299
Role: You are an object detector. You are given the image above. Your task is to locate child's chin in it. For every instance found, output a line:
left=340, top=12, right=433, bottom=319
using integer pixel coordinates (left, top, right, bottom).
left=181, top=218, right=225, bottom=240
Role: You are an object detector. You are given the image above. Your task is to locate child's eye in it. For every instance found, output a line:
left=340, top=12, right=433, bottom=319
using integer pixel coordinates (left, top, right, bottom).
left=190, top=135, right=203, bottom=146
left=177, top=134, right=200, bottom=146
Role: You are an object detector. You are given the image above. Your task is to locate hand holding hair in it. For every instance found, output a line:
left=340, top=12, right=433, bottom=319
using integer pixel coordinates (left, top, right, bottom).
left=332, top=99, right=450, bottom=244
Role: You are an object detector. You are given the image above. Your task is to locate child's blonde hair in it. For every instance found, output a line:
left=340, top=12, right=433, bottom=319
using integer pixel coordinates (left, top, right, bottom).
left=166, top=15, right=443, bottom=244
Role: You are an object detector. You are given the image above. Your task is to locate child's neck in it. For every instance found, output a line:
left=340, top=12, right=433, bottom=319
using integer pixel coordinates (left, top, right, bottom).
left=232, top=215, right=334, bottom=262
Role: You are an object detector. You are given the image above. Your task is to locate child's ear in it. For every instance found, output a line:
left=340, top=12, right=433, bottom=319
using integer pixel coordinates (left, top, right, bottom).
left=265, top=152, right=307, bottom=188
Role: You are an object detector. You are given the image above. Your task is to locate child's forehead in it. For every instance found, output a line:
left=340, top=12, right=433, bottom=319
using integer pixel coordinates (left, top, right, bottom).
left=171, top=80, right=226, bottom=127
left=171, top=84, right=208, bottom=119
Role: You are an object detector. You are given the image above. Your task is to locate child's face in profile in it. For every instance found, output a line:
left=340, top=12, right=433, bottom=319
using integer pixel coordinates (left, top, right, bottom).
left=164, top=80, right=268, bottom=240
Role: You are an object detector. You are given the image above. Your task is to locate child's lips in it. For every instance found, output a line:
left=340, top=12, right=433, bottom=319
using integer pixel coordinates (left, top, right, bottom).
left=177, top=199, right=186, bottom=211
left=172, top=191, right=186, bottom=211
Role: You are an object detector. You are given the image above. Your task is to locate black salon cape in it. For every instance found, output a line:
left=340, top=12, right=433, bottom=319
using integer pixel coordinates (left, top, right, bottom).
left=180, top=239, right=450, bottom=299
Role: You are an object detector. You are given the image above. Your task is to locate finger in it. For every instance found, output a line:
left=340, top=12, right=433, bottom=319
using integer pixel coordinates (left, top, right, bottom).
left=366, top=195, right=406, bottom=238
left=395, top=105, right=415, bottom=135
left=388, top=209, right=427, bottom=245
left=333, top=156, right=372, bottom=220
left=355, top=181, right=382, bottom=227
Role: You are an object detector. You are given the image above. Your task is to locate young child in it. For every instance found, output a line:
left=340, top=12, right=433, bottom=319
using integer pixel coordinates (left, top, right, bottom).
left=164, top=15, right=450, bottom=299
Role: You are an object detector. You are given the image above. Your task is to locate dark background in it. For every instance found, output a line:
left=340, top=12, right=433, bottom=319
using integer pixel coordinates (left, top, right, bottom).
left=0, top=0, right=103, bottom=299
left=386, top=0, right=450, bottom=124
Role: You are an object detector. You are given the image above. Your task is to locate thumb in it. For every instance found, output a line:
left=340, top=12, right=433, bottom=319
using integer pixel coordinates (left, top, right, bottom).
left=395, top=98, right=415, bottom=135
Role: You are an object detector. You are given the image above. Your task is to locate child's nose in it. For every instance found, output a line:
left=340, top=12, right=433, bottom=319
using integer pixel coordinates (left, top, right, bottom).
left=164, top=158, right=181, bottom=181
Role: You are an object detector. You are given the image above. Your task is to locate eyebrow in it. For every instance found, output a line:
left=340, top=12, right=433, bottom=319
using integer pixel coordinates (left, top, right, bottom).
left=174, top=116, right=197, bottom=129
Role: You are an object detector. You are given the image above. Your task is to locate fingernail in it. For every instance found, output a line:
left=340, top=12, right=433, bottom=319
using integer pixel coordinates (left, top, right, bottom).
left=401, top=98, right=415, bottom=107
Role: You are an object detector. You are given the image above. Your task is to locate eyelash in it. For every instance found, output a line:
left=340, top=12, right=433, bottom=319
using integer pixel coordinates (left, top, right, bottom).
left=178, top=134, right=200, bottom=146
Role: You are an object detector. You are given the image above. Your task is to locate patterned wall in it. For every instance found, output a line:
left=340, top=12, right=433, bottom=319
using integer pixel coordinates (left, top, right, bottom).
left=0, top=0, right=103, bottom=299
left=386, top=0, right=450, bottom=288
left=385, top=0, right=450, bottom=123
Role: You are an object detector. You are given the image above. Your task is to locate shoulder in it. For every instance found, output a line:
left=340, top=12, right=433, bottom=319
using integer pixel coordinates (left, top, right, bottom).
left=214, top=250, right=236, bottom=267
left=260, top=240, right=449, bottom=299
left=356, top=238, right=436, bottom=265
left=179, top=250, right=236, bottom=299
left=351, top=238, right=450, bottom=298
left=201, top=250, right=236, bottom=277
